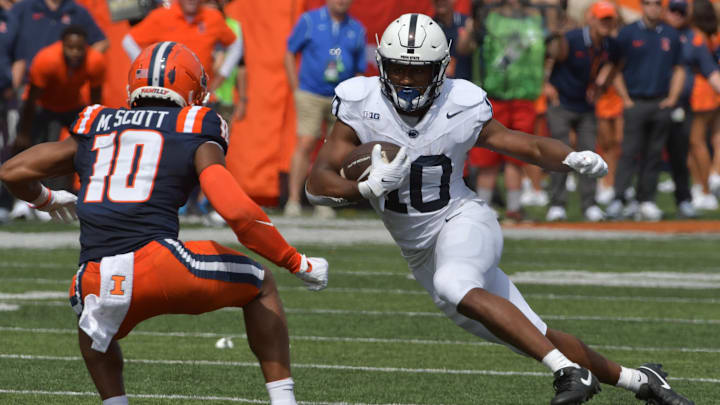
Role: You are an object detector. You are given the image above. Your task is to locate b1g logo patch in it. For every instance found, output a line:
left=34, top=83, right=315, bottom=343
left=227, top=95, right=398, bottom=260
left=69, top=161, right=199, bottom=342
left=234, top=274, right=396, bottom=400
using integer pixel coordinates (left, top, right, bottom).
left=363, top=111, right=380, bottom=120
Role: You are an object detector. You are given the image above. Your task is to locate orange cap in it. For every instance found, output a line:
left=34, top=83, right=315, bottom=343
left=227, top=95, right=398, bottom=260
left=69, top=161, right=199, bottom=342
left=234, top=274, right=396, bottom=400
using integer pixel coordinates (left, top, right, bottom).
left=590, top=1, right=618, bottom=19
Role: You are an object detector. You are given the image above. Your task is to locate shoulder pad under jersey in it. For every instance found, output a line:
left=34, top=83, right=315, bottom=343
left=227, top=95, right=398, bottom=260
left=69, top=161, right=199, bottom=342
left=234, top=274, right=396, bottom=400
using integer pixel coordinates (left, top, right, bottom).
left=446, top=79, right=488, bottom=108
left=70, top=104, right=109, bottom=136
left=335, top=76, right=378, bottom=102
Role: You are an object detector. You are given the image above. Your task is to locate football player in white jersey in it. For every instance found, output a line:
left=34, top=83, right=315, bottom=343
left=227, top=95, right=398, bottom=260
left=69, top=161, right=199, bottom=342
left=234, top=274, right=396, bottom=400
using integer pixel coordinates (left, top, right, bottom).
left=306, top=13, right=694, bottom=405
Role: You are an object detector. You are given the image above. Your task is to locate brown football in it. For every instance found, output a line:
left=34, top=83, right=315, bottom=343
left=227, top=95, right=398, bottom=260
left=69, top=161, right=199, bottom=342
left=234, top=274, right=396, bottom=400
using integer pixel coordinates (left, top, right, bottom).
left=339, top=141, right=401, bottom=181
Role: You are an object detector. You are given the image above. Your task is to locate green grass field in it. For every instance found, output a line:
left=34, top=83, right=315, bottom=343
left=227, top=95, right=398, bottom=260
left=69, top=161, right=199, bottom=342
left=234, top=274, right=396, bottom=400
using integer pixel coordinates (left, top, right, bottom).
left=1, top=233, right=719, bottom=404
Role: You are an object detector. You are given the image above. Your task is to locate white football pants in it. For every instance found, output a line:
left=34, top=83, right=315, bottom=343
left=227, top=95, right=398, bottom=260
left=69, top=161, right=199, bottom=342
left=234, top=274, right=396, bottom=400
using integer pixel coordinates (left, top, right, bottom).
left=402, top=199, right=547, bottom=355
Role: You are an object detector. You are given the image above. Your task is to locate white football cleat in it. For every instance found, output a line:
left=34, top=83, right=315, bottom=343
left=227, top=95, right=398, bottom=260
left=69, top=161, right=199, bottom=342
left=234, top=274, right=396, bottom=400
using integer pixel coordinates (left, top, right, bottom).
left=546, top=206, right=567, bottom=222
left=294, top=255, right=328, bottom=291
left=584, top=205, right=606, bottom=222
left=635, top=201, right=662, bottom=221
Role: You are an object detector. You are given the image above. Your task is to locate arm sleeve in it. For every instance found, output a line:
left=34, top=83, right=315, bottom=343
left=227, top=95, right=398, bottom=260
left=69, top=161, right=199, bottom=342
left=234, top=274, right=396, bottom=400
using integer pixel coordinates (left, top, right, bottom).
left=199, top=164, right=302, bottom=273
left=287, top=13, right=310, bottom=53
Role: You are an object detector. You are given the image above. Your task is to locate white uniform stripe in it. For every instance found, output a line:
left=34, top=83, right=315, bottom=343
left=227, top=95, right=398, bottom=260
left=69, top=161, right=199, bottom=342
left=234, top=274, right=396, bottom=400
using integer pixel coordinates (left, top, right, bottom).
left=183, top=106, right=202, bottom=133
left=163, top=239, right=264, bottom=280
left=76, top=105, right=101, bottom=134
left=151, top=42, right=171, bottom=87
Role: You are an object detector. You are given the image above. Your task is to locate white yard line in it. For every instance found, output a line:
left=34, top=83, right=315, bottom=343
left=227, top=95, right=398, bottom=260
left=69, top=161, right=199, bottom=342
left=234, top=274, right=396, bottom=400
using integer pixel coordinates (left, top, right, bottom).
left=1, top=353, right=718, bottom=384
left=0, top=389, right=433, bottom=405
left=2, top=326, right=720, bottom=354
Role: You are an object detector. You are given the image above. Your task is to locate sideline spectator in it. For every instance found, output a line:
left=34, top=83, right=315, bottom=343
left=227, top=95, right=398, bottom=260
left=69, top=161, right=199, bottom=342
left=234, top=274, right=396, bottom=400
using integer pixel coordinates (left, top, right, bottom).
left=594, top=86, right=623, bottom=204
left=0, top=0, right=16, bottom=222
left=662, top=0, right=699, bottom=217
left=682, top=0, right=720, bottom=212
left=122, top=0, right=242, bottom=223
left=434, top=0, right=474, bottom=80
left=9, top=25, right=104, bottom=220
left=283, top=0, right=365, bottom=218
left=10, top=0, right=107, bottom=80
left=544, top=1, right=620, bottom=222
left=205, top=0, right=246, bottom=124
left=122, top=0, right=241, bottom=88
left=468, top=0, right=546, bottom=222
left=16, top=25, right=104, bottom=152
left=606, top=0, right=684, bottom=221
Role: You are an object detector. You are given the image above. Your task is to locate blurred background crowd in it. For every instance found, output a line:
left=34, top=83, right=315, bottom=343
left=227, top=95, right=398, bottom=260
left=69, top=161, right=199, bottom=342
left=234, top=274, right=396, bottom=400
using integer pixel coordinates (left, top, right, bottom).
left=1, top=0, right=720, bottom=224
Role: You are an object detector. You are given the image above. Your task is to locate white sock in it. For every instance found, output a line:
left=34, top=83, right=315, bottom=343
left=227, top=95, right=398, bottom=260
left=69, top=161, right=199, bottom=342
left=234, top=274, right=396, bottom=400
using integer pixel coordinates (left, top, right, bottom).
left=541, top=349, right=579, bottom=373
left=616, top=366, right=648, bottom=393
left=102, top=395, right=129, bottom=405
left=476, top=187, right=493, bottom=204
left=266, top=377, right=296, bottom=405
left=506, top=189, right=522, bottom=212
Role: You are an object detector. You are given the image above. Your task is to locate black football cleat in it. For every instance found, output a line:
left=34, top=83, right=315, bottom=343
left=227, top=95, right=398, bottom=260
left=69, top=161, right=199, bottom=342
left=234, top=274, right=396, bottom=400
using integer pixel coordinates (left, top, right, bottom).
left=636, top=363, right=694, bottom=405
left=551, top=366, right=601, bottom=405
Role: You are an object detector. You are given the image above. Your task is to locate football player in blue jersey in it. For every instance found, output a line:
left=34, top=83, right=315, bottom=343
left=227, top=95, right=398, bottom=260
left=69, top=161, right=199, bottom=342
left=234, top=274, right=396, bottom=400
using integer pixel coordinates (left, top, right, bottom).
left=0, top=42, right=328, bottom=405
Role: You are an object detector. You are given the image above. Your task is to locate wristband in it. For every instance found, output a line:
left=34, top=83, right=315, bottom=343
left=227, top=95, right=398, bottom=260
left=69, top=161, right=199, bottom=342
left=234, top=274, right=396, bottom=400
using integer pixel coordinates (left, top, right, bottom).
left=30, top=186, right=52, bottom=209
left=357, top=181, right=374, bottom=199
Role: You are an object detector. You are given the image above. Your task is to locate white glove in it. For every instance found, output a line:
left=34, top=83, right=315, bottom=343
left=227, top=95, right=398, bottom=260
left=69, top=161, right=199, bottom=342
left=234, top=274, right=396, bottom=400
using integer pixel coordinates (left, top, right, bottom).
left=358, top=144, right=411, bottom=199
left=30, top=186, right=78, bottom=223
left=563, top=151, right=608, bottom=178
left=294, top=255, right=328, bottom=291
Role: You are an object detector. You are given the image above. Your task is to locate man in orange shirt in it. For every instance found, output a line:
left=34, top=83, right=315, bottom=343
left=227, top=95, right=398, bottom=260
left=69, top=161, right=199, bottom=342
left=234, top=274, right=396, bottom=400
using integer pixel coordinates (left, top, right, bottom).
left=121, top=0, right=242, bottom=89
left=17, top=25, right=105, bottom=151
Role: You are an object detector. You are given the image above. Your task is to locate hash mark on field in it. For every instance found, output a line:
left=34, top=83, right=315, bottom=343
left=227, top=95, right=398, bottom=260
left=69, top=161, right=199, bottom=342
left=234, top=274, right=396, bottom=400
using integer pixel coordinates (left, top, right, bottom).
left=0, top=389, right=431, bottom=405
left=3, top=326, right=720, bottom=354
left=2, top=354, right=718, bottom=384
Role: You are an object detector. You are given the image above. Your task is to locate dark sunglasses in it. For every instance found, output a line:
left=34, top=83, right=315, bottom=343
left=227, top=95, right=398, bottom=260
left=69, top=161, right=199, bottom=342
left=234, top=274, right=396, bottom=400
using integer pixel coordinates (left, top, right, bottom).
left=643, top=0, right=662, bottom=5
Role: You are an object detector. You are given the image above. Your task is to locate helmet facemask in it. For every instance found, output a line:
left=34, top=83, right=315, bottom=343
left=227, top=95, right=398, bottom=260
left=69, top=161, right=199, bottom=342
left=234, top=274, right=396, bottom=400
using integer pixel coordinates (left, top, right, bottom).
left=377, top=56, right=448, bottom=113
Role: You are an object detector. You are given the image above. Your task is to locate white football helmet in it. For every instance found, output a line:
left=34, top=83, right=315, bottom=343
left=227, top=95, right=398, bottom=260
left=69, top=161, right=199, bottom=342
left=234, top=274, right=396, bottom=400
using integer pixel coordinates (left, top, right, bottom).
left=376, top=13, right=450, bottom=112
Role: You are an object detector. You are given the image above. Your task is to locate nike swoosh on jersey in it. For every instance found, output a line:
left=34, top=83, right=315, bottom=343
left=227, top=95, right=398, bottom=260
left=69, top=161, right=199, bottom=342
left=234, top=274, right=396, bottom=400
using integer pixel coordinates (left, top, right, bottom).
left=580, top=371, right=594, bottom=386
left=446, top=110, right=465, bottom=119
left=254, top=220, right=274, bottom=227
left=639, top=366, right=672, bottom=389
left=445, top=211, right=462, bottom=222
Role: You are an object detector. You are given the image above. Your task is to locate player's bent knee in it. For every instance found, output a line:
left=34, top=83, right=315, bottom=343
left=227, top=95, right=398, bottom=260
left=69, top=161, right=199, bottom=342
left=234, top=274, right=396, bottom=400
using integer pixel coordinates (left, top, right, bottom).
left=432, top=270, right=482, bottom=307
left=257, top=267, right=277, bottom=297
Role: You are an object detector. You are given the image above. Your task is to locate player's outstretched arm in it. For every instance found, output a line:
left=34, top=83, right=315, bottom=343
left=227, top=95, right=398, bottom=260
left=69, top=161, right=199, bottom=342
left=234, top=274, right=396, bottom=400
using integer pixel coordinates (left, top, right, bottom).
left=306, top=119, right=366, bottom=202
left=0, top=137, right=79, bottom=222
left=476, top=119, right=607, bottom=177
left=194, top=142, right=327, bottom=290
